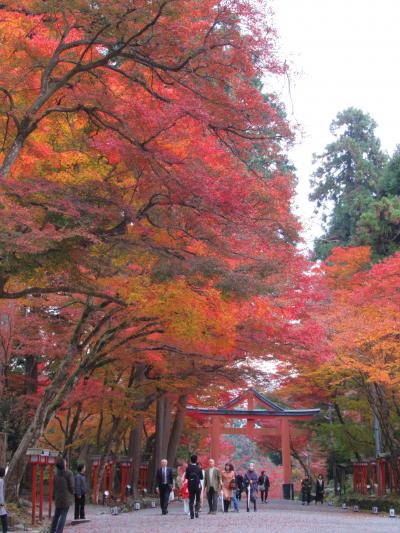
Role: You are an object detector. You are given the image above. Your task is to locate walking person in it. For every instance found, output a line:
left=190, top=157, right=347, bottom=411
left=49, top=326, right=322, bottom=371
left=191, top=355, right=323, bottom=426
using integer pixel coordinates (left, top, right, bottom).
left=198, top=461, right=205, bottom=511
left=244, top=463, right=258, bottom=512
left=230, top=467, right=240, bottom=512
left=50, top=458, right=74, bottom=533
left=178, top=462, right=190, bottom=516
left=74, top=464, right=87, bottom=520
left=221, top=463, right=235, bottom=512
left=258, top=470, right=270, bottom=503
left=315, top=474, right=325, bottom=504
left=155, top=459, right=173, bottom=515
left=204, top=458, right=221, bottom=514
left=0, top=467, right=7, bottom=533
left=236, top=470, right=244, bottom=501
left=185, top=454, right=203, bottom=519
left=301, top=474, right=312, bottom=505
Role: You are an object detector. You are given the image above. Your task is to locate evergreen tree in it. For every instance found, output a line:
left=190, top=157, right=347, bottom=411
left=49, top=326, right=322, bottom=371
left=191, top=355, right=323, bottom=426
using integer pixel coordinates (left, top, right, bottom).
left=356, top=147, right=400, bottom=258
left=310, top=108, right=387, bottom=258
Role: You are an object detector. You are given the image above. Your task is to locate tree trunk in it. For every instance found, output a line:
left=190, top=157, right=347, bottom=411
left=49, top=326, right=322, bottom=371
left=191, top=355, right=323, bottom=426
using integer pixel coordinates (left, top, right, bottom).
left=161, top=395, right=172, bottom=459
left=150, top=395, right=165, bottom=491
left=167, top=395, right=188, bottom=466
left=5, top=341, right=81, bottom=499
left=128, top=415, right=144, bottom=497
left=25, top=356, right=38, bottom=394
left=96, top=417, right=122, bottom=502
left=0, top=433, right=7, bottom=466
left=0, top=133, right=26, bottom=178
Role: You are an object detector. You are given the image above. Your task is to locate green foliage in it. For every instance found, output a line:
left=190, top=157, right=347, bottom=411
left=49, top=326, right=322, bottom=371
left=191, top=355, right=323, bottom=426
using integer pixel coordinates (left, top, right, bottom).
left=311, top=108, right=400, bottom=259
left=310, top=108, right=387, bottom=258
left=338, top=494, right=400, bottom=513
left=354, top=146, right=400, bottom=258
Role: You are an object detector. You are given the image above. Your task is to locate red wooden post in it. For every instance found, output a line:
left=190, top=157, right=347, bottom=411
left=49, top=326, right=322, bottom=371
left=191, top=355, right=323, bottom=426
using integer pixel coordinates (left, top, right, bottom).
left=120, top=465, right=126, bottom=502
left=247, top=393, right=255, bottom=439
left=362, top=463, right=368, bottom=494
left=103, top=465, right=108, bottom=494
left=210, top=416, right=221, bottom=463
left=138, top=464, right=148, bottom=491
left=377, top=458, right=386, bottom=496
left=370, top=461, right=376, bottom=493
left=48, top=464, right=54, bottom=518
left=32, top=463, right=37, bottom=525
left=352, top=462, right=360, bottom=492
left=39, top=462, right=44, bottom=520
left=281, top=417, right=291, bottom=484
left=92, top=464, right=99, bottom=503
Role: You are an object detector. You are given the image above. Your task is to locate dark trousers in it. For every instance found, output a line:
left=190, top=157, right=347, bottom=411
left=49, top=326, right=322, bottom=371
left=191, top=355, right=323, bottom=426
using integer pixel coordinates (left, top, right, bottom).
left=302, top=491, right=311, bottom=504
left=237, top=488, right=242, bottom=500
left=74, top=494, right=86, bottom=519
left=50, top=507, right=69, bottom=533
left=1, top=514, right=7, bottom=533
left=315, top=492, right=324, bottom=504
left=159, top=484, right=171, bottom=514
left=189, top=488, right=201, bottom=518
left=223, top=499, right=231, bottom=512
left=207, top=487, right=218, bottom=512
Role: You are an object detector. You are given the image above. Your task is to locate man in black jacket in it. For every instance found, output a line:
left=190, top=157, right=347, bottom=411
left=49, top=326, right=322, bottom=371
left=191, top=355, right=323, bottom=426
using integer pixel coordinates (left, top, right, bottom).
left=74, top=463, right=87, bottom=519
left=155, top=459, right=173, bottom=515
left=185, top=454, right=203, bottom=519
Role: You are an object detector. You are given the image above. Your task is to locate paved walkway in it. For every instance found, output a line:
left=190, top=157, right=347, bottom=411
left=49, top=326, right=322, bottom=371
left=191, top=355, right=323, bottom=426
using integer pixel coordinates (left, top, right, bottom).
left=63, top=500, right=400, bottom=533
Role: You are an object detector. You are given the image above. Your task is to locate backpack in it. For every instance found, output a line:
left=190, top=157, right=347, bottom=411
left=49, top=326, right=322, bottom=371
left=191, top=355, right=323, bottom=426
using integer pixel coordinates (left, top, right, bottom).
left=187, top=468, right=200, bottom=491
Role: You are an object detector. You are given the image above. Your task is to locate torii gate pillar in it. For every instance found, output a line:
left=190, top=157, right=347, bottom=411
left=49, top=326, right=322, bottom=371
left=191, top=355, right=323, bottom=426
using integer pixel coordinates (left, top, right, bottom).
left=210, top=416, right=221, bottom=461
left=281, top=417, right=294, bottom=499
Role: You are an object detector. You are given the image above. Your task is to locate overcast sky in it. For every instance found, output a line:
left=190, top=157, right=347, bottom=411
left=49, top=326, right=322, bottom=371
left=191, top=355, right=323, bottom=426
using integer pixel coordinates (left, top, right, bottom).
left=271, top=0, right=400, bottom=246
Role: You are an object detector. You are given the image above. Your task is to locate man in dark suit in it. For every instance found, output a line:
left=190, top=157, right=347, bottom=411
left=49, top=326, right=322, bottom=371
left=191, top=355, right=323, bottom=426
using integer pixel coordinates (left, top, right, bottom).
left=185, top=454, right=203, bottom=519
left=155, top=459, right=173, bottom=515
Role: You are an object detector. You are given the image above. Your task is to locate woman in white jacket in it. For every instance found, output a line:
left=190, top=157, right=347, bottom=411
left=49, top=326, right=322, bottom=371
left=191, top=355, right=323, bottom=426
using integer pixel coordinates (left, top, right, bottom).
left=0, top=467, right=7, bottom=533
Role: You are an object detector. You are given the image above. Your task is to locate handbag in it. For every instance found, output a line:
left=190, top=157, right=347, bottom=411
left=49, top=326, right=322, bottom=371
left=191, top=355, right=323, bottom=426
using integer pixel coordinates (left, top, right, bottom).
left=169, top=490, right=175, bottom=502
left=229, top=478, right=237, bottom=490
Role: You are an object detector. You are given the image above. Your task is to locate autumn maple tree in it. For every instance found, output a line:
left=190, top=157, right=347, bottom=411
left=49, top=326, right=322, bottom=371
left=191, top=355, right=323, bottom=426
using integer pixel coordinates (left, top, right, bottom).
left=0, top=0, right=315, bottom=500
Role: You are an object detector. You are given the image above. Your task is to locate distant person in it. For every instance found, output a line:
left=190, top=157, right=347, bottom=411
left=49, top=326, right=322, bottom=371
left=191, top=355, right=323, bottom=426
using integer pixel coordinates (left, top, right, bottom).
left=221, top=463, right=235, bottom=512
left=315, top=474, right=325, bottom=504
left=236, top=471, right=244, bottom=500
left=244, top=463, right=258, bottom=512
left=230, top=466, right=240, bottom=512
left=179, top=464, right=190, bottom=516
left=0, top=467, right=7, bottom=533
left=258, top=470, right=270, bottom=503
left=185, top=454, right=203, bottom=519
left=204, top=458, right=221, bottom=514
left=74, top=464, right=87, bottom=520
left=301, top=475, right=312, bottom=505
left=198, top=461, right=205, bottom=510
left=155, top=459, right=173, bottom=515
left=50, top=458, right=74, bottom=533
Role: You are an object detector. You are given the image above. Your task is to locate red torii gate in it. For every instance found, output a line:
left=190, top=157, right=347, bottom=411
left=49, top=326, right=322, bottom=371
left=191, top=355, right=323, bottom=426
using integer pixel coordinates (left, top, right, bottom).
left=187, top=389, right=320, bottom=499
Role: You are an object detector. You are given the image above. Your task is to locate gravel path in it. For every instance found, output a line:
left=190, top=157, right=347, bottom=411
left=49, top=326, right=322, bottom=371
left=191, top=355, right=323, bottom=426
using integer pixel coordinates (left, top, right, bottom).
left=63, top=500, right=400, bottom=533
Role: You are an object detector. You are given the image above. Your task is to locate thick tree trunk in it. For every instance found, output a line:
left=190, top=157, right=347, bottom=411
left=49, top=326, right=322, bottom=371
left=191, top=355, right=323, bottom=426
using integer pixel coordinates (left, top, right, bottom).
left=25, top=356, right=38, bottom=394
left=369, top=383, right=399, bottom=453
left=167, top=395, right=188, bottom=466
left=0, top=133, right=26, bottom=178
left=0, top=432, right=7, bottom=466
left=96, top=417, right=122, bottom=503
left=161, top=395, right=172, bottom=459
left=5, top=342, right=81, bottom=499
left=150, top=395, right=165, bottom=491
left=128, top=415, right=144, bottom=496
